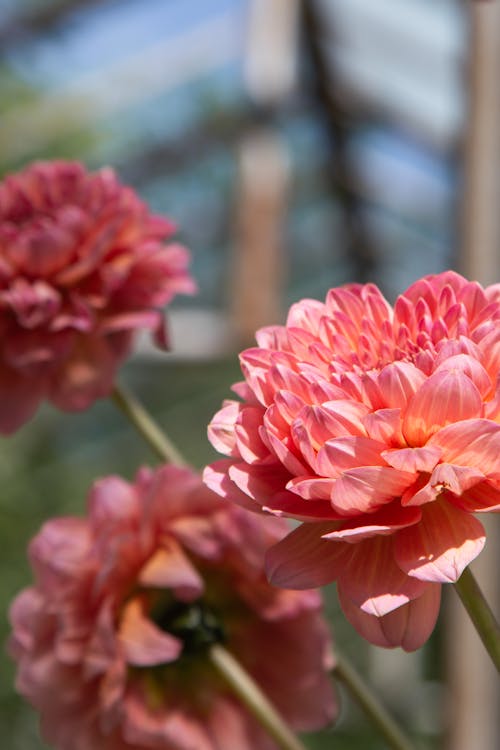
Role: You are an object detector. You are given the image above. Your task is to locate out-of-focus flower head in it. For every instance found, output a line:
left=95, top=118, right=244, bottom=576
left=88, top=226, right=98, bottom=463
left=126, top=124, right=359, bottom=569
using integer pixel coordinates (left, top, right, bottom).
left=0, top=160, right=196, bottom=433
left=205, top=271, right=500, bottom=650
left=9, top=465, right=336, bottom=750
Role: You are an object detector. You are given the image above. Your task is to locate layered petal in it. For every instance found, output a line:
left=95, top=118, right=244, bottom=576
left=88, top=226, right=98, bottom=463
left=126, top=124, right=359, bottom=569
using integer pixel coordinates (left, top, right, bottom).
left=394, top=499, right=486, bottom=582
left=339, top=583, right=441, bottom=651
left=119, top=598, right=182, bottom=667
left=0, top=364, right=47, bottom=433
left=403, top=370, right=482, bottom=445
left=138, top=543, right=204, bottom=600
left=266, top=522, right=352, bottom=589
left=336, top=536, right=428, bottom=616
left=428, top=418, right=500, bottom=475
left=321, top=503, right=421, bottom=543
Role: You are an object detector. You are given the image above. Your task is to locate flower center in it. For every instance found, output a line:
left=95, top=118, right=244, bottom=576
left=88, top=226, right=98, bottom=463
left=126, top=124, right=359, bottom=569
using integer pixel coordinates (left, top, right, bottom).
left=152, top=596, right=226, bottom=656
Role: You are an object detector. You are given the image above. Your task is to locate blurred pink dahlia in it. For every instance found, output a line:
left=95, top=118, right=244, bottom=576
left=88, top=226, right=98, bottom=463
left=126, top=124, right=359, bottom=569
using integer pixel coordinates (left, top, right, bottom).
left=0, top=160, right=195, bottom=433
left=205, top=271, right=500, bottom=650
left=9, top=465, right=336, bottom=750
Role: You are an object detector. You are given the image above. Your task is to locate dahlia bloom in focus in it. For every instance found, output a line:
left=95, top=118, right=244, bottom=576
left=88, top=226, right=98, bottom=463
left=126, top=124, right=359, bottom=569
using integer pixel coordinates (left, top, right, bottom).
left=205, top=271, right=500, bottom=651
left=0, top=160, right=195, bottom=433
left=9, top=465, right=336, bottom=750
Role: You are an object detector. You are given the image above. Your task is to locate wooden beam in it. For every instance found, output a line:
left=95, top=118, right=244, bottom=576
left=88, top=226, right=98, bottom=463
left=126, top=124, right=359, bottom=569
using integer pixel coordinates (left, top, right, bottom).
left=448, top=3, right=500, bottom=747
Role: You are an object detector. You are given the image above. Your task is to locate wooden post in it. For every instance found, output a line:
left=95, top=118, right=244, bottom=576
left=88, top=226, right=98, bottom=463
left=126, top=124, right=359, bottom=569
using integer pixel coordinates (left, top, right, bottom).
left=229, top=0, right=299, bottom=344
left=448, top=3, right=500, bottom=748
left=230, top=131, right=290, bottom=343
left=460, top=1, right=500, bottom=279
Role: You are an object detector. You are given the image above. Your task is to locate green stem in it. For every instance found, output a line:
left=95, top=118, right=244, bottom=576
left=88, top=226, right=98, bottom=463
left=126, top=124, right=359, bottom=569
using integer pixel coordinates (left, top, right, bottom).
left=453, top=566, right=500, bottom=672
left=333, top=653, right=416, bottom=750
left=210, top=644, right=308, bottom=750
left=112, top=382, right=187, bottom=465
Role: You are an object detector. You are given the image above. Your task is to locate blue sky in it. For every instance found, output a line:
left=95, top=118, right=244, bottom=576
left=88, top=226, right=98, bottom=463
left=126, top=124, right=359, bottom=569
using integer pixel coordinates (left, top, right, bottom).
left=6, top=0, right=248, bottom=86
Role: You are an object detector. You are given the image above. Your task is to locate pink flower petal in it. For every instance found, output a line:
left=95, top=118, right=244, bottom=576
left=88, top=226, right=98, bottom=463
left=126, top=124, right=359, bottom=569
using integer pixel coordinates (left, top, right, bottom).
left=286, top=297, right=326, bottom=332
left=235, top=405, right=271, bottom=464
left=11, top=220, right=76, bottom=278
left=239, top=348, right=281, bottom=406
left=287, top=475, right=337, bottom=501
left=99, top=310, right=160, bottom=333
left=377, top=361, right=426, bottom=409
left=48, top=334, right=123, bottom=411
left=362, top=408, right=404, bottom=445
left=394, top=499, right=486, bottom=582
left=428, top=418, right=500, bottom=475
left=381, top=446, right=442, bottom=473
left=266, top=522, right=352, bottom=589
left=268, top=361, right=318, bottom=403
left=2, top=278, right=61, bottom=328
left=208, top=697, right=267, bottom=750
left=8, top=588, right=43, bottom=657
left=263, top=491, right=343, bottom=521
left=263, top=411, right=309, bottom=474
left=203, top=460, right=262, bottom=512
left=207, top=401, right=241, bottom=457
left=236, top=611, right=337, bottom=733
left=123, top=692, right=213, bottom=750
left=433, top=353, right=492, bottom=398
left=88, top=475, right=140, bottom=528
left=484, top=374, right=500, bottom=420
left=138, top=542, right=204, bottom=600
left=119, top=598, right=182, bottom=667
left=338, top=583, right=441, bottom=651
left=403, top=464, right=485, bottom=507
left=0, top=364, right=47, bottom=434
left=256, top=324, right=291, bottom=350
left=28, top=517, right=91, bottom=590
left=337, top=537, right=427, bottom=616
left=83, top=600, right=120, bottom=680
left=403, top=370, right=483, bottom=446
left=479, top=328, right=500, bottom=383
left=274, top=389, right=306, bottom=423
left=290, top=419, right=320, bottom=470
left=330, top=466, right=416, bottom=515
left=449, top=479, right=500, bottom=513
left=295, top=400, right=369, bottom=451
left=146, top=464, right=216, bottom=520
left=170, top=515, right=225, bottom=560
left=4, top=328, right=73, bottom=370
left=321, top=503, right=421, bottom=543
left=316, top=436, right=387, bottom=476
left=228, top=461, right=291, bottom=504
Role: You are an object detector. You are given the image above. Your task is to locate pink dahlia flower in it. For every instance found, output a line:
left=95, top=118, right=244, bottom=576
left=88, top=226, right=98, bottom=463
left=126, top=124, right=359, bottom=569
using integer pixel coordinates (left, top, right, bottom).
left=8, top=465, right=336, bottom=750
left=0, top=160, right=195, bottom=433
left=205, top=271, right=500, bottom=651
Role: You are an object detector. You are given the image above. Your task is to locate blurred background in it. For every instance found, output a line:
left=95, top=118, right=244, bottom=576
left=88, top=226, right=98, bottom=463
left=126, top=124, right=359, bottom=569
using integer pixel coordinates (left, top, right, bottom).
left=0, top=1, right=499, bottom=748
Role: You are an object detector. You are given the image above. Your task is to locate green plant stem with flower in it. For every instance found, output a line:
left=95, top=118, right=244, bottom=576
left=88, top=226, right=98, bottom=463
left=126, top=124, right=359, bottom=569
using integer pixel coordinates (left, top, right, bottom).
left=453, top=566, right=500, bottom=672
left=112, top=382, right=419, bottom=750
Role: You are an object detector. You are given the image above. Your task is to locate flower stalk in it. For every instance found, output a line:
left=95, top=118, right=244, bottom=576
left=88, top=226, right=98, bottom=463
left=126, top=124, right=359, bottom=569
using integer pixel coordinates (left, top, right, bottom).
left=112, top=382, right=187, bottom=465
left=209, top=644, right=308, bottom=750
left=453, top=566, right=500, bottom=672
left=333, top=654, right=415, bottom=750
